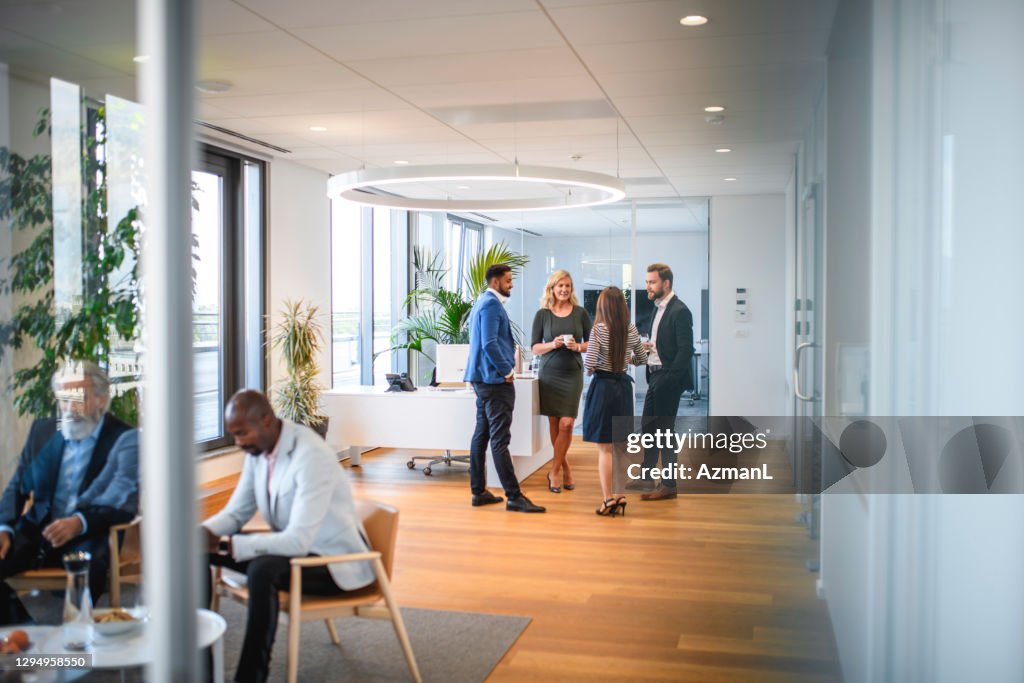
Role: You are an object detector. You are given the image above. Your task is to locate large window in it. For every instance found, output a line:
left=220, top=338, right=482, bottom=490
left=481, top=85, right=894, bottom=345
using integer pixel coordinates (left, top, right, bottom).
left=330, top=203, right=407, bottom=387
left=372, top=207, right=393, bottom=385
left=330, top=201, right=362, bottom=387
left=191, top=147, right=264, bottom=448
left=445, top=215, right=484, bottom=294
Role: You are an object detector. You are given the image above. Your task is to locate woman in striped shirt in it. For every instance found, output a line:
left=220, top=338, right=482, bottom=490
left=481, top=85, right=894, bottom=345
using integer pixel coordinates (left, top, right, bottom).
left=582, top=286, right=649, bottom=516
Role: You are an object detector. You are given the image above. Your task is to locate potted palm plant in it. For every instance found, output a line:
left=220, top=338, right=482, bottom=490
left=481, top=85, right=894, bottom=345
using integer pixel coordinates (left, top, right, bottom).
left=270, top=299, right=328, bottom=437
left=389, top=242, right=529, bottom=375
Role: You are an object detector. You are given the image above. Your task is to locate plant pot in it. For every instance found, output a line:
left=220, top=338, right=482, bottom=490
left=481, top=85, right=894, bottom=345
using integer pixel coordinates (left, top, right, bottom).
left=308, top=418, right=329, bottom=439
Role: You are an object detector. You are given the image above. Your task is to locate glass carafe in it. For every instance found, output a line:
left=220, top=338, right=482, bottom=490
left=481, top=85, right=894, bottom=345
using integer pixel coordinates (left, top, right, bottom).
left=62, top=551, right=94, bottom=650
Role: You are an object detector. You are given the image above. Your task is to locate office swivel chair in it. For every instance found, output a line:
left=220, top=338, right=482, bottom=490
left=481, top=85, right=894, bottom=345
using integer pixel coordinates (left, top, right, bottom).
left=406, top=449, right=469, bottom=476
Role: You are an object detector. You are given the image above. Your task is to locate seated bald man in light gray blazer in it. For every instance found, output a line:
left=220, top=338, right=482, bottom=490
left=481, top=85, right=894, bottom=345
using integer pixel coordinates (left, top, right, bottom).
left=202, top=390, right=373, bottom=683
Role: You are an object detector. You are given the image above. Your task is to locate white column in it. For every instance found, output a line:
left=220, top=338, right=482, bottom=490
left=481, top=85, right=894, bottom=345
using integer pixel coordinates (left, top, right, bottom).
left=139, top=0, right=199, bottom=681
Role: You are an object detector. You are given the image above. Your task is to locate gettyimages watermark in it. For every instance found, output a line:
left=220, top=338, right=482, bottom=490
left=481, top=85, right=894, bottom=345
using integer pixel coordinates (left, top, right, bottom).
left=611, top=416, right=1024, bottom=494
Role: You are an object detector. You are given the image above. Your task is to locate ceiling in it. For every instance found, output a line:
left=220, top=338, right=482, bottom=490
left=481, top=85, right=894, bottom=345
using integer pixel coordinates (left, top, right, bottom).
left=0, top=0, right=837, bottom=236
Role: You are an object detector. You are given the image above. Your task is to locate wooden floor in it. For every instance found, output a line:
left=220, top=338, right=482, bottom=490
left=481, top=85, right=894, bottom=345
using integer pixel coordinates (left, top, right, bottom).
left=202, top=437, right=842, bottom=682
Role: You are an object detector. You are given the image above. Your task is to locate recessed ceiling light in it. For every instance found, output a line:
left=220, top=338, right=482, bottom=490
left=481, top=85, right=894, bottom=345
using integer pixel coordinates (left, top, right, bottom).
left=680, top=15, right=708, bottom=26
left=133, top=55, right=149, bottom=64
left=704, top=105, right=725, bottom=113
left=195, top=80, right=232, bottom=94
left=457, top=185, right=471, bottom=189
left=395, top=160, right=409, bottom=165
left=309, top=126, right=328, bottom=132
left=715, top=148, right=732, bottom=153
left=724, top=177, right=737, bottom=182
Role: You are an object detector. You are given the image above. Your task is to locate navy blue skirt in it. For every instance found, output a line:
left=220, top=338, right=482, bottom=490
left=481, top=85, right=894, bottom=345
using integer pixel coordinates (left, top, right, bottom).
left=582, top=370, right=634, bottom=443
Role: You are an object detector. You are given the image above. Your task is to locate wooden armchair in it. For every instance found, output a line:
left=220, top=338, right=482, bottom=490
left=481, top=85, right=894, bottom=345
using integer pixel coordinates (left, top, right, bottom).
left=214, top=500, right=421, bottom=683
left=7, top=516, right=142, bottom=608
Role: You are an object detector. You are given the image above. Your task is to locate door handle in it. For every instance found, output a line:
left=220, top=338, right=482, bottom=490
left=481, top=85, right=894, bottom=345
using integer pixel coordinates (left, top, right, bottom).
left=794, top=341, right=817, bottom=402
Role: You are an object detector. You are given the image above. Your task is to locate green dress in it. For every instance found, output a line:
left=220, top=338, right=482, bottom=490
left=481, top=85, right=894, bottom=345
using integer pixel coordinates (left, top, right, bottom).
left=531, top=306, right=593, bottom=417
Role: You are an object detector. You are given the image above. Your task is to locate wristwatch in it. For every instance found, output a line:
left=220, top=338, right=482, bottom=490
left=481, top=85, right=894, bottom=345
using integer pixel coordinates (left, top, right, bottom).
left=217, top=537, right=231, bottom=556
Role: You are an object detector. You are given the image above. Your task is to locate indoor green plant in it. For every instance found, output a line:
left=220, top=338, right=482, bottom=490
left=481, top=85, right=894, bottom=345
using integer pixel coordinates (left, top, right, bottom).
left=0, top=106, right=143, bottom=424
left=270, top=299, right=328, bottom=436
left=389, top=242, right=529, bottom=365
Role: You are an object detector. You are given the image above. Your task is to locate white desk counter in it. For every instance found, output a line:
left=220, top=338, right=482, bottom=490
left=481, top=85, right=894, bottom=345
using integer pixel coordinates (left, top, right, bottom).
left=324, top=378, right=552, bottom=483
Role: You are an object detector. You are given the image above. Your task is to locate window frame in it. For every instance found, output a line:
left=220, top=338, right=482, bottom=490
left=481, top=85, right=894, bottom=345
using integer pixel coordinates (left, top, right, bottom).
left=193, top=144, right=266, bottom=451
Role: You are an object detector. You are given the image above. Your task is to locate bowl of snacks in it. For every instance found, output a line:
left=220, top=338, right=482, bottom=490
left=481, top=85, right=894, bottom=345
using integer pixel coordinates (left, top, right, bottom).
left=93, top=607, right=146, bottom=637
left=0, top=628, right=31, bottom=654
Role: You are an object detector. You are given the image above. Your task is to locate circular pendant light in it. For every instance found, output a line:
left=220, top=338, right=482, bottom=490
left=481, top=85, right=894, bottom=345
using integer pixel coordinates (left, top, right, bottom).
left=327, top=163, right=626, bottom=212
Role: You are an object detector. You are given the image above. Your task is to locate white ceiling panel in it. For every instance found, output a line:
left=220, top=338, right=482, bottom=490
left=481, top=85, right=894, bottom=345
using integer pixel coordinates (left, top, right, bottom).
left=197, top=31, right=331, bottom=71
left=330, top=140, right=493, bottom=159
left=598, top=63, right=821, bottom=98
left=627, top=110, right=806, bottom=135
left=614, top=88, right=813, bottom=117
left=392, top=76, right=604, bottom=108
left=196, top=99, right=245, bottom=121
left=346, top=48, right=586, bottom=87
left=453, top=117, right=618, bottom=140
left=294, top=11, right=562, bottom=62
left=203, top=88, right=409, bottom=118
left=236, top=0, right=537, bottom=29
left=0, top=30, right=129, bottom=82
left=578, top=31, right=831, bottom=75
left=194, top=63, right=370, bottom=96
left=0, top=0, right=134, bottom=49
left=546, top=0, right=837, bottom=45
left=70, top=43, right=141, bottom=74
left=199, top=0, right=277, bottom=35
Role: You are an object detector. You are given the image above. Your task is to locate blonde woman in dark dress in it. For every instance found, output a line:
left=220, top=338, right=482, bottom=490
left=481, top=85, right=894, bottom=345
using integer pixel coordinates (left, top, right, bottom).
left=531, top=270, right=592, bottom=493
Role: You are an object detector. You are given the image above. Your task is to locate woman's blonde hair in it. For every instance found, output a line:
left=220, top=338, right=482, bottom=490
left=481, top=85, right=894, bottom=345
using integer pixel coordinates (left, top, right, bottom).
left=539, top=269, right=579, bottom=309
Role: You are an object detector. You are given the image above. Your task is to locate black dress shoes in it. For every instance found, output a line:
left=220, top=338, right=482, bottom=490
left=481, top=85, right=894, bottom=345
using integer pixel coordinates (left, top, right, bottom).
left=472, top=491, right=504, bottom=507
left=506, top=493, right=546, bottom=513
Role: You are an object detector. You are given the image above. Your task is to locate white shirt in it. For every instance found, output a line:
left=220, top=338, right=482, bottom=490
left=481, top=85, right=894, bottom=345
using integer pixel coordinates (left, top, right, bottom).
left=648, top=291, right=675, bottom=367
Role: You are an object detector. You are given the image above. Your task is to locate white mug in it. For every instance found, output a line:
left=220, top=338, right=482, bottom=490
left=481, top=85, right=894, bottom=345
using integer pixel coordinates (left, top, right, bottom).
left=561, top=334, right=574, bottom=345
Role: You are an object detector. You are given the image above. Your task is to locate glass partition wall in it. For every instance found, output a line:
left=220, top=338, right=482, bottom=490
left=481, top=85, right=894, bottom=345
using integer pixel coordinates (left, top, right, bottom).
left=505, top=199, right=710, bottom=420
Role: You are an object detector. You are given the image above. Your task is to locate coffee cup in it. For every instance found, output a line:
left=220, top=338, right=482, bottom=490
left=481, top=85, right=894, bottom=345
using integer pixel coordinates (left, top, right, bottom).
left=561, top=334, right=574, bottom=345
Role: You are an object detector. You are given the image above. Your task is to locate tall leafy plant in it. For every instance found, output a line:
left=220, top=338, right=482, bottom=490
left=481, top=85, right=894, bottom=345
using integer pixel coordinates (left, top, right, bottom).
left=389, top=242, right=529, bottom=363
left=0, top=104, right=187, bottom=426
left=270, top=299, right=327, bottom=429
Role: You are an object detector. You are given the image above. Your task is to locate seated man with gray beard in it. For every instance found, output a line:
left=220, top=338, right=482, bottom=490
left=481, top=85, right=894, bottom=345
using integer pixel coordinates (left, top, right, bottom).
left=0, top=361, right=139, bottom=624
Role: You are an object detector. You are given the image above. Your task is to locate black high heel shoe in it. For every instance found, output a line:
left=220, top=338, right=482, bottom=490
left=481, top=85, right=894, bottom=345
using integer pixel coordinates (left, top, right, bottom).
left=547, top=472, right=561, bottom=494
left=562, top=465, right=575, bottom=490
left=615, top=496, right=627, bottom=516
left=596, top=498, right=620, bottom=516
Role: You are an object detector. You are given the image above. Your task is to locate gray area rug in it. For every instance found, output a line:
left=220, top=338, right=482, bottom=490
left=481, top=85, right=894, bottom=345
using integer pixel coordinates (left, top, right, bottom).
left=218, top=599, right=530, bottom=683
left=17, top=588, right=530, bottom=682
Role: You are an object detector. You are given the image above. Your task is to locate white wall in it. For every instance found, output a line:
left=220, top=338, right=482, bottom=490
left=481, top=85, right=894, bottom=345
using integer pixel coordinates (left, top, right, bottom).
left=709, top=194, right=788, bottom=416
left=266, top=159, right=332, bottom=392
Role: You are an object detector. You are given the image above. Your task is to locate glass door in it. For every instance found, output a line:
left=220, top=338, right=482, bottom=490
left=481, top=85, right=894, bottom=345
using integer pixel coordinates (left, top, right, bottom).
left=794, top=177, right=825, bottom=556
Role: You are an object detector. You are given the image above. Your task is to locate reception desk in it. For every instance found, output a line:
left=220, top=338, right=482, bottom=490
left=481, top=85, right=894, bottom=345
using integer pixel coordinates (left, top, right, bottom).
left=323, top=378, right=552, bottom=483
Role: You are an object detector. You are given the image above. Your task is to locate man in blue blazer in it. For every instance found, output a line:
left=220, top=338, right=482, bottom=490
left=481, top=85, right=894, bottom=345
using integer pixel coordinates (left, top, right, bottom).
left=464, top=264, right=545, bottom=513
left=0, top=362, right=138, bottom=624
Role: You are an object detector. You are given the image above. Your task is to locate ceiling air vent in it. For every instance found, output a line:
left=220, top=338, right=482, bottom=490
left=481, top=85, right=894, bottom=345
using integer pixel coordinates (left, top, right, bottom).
left=195, top=120, right=292, bottom=154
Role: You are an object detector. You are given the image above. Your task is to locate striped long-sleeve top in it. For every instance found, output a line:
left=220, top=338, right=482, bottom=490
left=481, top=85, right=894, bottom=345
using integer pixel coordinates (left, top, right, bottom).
left=584, top=322, right=649, bottom=375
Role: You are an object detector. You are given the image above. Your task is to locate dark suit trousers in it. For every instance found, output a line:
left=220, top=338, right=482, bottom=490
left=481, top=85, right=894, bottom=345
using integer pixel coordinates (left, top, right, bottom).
left=205, top=553, right=343, bottom=683
left=0, top=525, right=111, bottom=625
left=469, top=382, right=521, bottom=498
left=641, top=369, right=687, bottom=490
